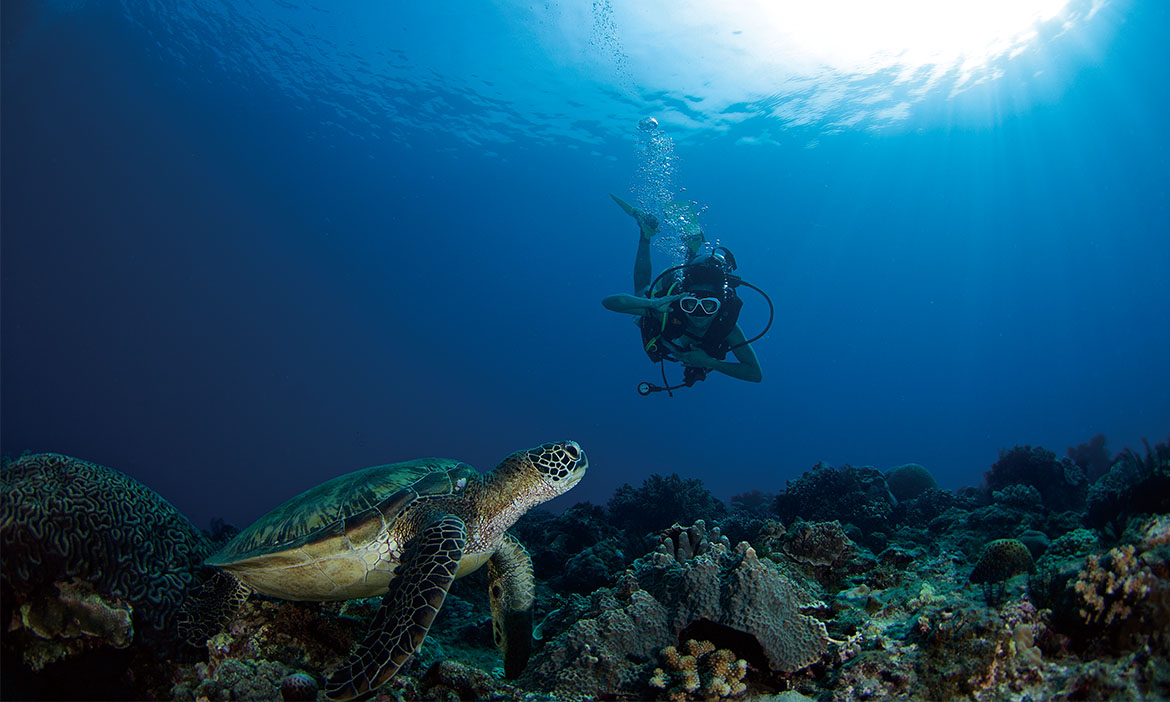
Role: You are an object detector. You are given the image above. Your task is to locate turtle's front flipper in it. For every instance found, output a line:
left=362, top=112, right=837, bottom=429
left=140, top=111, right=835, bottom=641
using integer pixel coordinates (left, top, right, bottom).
left=175, top=570, right=249, bottom=646
left=325, top=515, right=466, bottom=702
left=488, top=532, right=535, bottom=678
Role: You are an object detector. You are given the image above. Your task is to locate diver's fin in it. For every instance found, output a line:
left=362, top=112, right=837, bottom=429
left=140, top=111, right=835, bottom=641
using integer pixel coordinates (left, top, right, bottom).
left=664, top=201, right=705, bottom=255
left=610, top=193, right=637, bottom=216
left=610, top=193, right=659, bottom=239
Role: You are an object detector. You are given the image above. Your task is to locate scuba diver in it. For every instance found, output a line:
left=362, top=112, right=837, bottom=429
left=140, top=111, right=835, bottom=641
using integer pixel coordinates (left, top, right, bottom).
left=602, top=194, right=771, bottom=396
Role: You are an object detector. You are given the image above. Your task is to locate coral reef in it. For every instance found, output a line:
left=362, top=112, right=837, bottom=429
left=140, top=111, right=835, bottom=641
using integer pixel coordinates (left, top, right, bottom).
left=5, top=436, right=1170, bottom=702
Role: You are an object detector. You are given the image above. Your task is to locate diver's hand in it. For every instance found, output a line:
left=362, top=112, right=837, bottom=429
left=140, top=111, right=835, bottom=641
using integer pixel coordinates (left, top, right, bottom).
left=674, top=348, right=715, bottom=368
left=635, top=211, right=659, bottom=237
left=648, top=294, right=683, bottom=314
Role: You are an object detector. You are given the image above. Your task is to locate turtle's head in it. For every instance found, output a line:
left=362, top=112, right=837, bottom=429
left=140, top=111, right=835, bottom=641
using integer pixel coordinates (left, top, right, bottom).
left=495, top=440, right=588, bottom=507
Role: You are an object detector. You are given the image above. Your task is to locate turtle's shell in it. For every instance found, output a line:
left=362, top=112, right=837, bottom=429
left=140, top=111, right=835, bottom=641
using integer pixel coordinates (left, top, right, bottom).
left=209, top=459, right=475, bottom=566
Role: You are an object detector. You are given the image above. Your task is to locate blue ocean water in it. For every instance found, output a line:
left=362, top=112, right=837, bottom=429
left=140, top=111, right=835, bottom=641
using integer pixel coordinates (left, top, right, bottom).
left=2, top=0, right=1167, bottom=532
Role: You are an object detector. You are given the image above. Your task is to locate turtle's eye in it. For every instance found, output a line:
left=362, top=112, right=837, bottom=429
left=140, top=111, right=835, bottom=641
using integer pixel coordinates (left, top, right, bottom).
left=563, top=443, right=580, bottom=461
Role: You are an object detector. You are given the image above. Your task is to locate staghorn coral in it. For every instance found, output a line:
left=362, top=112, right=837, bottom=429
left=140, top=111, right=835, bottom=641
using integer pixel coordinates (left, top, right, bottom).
left=0, top=453, right=212, bottom=637
left=649, top=639, right=748, bottom=702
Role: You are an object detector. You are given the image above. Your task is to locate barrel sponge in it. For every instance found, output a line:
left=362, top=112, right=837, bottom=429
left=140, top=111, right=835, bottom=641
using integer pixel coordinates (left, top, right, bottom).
left=969, top=538, right=1035, bottom=584
left=885, top=463, right=939, bottom=502
left=0, top=453, right=211, bottom=634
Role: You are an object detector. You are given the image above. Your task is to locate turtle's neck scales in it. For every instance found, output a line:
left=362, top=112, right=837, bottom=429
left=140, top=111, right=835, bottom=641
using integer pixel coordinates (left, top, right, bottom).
left=457, top=469, right=546, bottom=553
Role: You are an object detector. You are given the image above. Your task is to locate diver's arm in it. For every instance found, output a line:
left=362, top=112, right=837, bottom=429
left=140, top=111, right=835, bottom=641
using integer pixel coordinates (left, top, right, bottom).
left=723, top=328, right=763, bottom=382
left=602, top=294, right=679, bottom=316
left=676, top=325, right=763, bottom=382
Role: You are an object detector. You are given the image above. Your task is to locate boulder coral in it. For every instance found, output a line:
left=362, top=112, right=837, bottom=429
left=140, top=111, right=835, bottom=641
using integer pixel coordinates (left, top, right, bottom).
left=969, top=539, right=1036, bottom=584
left=1, top=453, right=212, bottom=637
left=884, top=463, right=939, bottom=502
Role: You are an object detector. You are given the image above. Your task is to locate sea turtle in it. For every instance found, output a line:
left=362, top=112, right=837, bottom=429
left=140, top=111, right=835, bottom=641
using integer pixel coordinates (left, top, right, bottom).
left=180, top=440, right=587, bottom=701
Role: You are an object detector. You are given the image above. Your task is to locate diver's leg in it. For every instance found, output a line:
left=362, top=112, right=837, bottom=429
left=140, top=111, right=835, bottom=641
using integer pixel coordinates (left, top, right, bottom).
left=634, top=234, right=652, bottom=296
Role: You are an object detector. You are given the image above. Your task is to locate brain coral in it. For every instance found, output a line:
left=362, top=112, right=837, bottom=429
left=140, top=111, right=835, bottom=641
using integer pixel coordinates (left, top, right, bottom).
left=969, top=539, right=1036, bottom=584
left=0, top=453, right=211, bottom=635
left=885, top=463, right=939, bottom=502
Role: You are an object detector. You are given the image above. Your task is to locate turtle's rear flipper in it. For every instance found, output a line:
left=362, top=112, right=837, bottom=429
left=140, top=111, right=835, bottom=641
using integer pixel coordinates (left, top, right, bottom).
left=325, top=515, right=466, bottom=702
left=488, top=532, right=535, bottom=678
left=175, top=570, right=249, bottom=646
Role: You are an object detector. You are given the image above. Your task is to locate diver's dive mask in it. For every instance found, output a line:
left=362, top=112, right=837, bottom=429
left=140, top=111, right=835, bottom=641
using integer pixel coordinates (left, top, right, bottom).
left=679, top=295, right=721, bottom=316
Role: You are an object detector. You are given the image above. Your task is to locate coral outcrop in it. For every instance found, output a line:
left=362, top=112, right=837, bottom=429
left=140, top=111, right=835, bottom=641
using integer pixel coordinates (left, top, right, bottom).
left=521, top=521, right=831, bottom=699
left=884, top=463, right=939, bottom=502
left=1, top=453, right=212, bottom=639
left=774, top=463, right=896, bottom=547
left=608, top=473, right=728, bottom=536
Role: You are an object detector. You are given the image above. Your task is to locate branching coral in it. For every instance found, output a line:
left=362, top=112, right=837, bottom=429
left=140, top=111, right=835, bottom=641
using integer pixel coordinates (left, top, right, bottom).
left=608, top=473, right=727, bottom=535
left=1073, top=545, right=1157, bottom=627
left=774, top=462, right=896, bottom=541
left=1086, top=436, right=1170, bottom=536
left=983, top=445, right=1087, bottom=512
left=649, top=639, right=748, bottom=701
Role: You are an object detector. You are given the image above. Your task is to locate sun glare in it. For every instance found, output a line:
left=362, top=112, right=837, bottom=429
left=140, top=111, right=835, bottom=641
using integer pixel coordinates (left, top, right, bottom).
left=593, top=0, right=1094, bottom=131
left=709, top=0, right=1079, bottom=90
